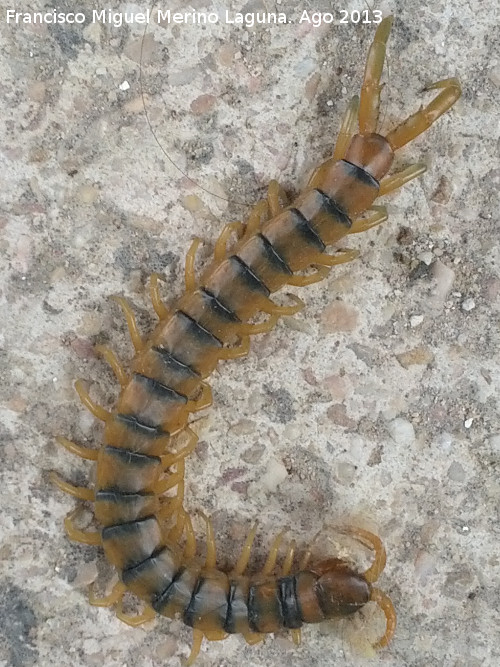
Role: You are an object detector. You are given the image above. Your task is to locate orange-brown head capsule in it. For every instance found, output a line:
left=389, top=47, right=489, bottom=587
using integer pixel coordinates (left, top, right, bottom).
left=312, top=558, right=371, bottom=618
left=344, top=133, right=394, bottom=181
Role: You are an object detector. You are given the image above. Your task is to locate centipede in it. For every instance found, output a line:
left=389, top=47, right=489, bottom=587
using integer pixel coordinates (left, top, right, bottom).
left=52, top=16, right=461, bottom=665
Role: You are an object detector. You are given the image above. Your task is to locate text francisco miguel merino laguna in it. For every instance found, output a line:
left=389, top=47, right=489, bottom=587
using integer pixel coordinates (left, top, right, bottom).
left=5, top=9, right=293, bottom=27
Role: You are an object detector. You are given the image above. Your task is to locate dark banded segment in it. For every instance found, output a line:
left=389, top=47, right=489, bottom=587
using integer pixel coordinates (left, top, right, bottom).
left=122, top=544, right=182, bottom=600
left=96, top=446, right=161, bottom=494
left=341, top=159, right=380, bottom=188
left=224, top=580, right=250, bottom=634
left=94, top=490, right=158, bottom=527
left=292, top=188, right=352, bottom=248
left=309, top=159, right=380, bottom=220
left=261, top=207, right=328, bottom=273
left=201, top=288, right=240, bottom=323
left=234, top=233, right=292, bottom=294
left=278, top=576, right=302, bottom=629
left=178, top=310, right=223, bottom=348
left=288, top=209, right=325, bottom=250
left=247, top=579, right=283, bottom=633
left=116, top=413, right=168, bottom=438
left=134, top=373, right=188, bottom=403
left=315, top=189, right=351, bottom=228
left=101, top=515, right=162, bottom=570
left=229, top=255, right=270, bottom=296
left=117, top=372, right=188, bottom=428
left=174, top=288, right=241, bottom=349
left=150, top=309, right=223, bottom=377
left=103, top=413, right=170, bottom=457
left=183, top=571, right=229, bottom=629
left=183, top=576, right=205, bottom=628
left=203, top=255, right=273, bottom=321
left=131, top=344, right=201, bottom=399
left=153, top=565, right=201, bottom=617
left=257, top=233, right=292, bottom=275
left=153, top=346, right=201, bottom=380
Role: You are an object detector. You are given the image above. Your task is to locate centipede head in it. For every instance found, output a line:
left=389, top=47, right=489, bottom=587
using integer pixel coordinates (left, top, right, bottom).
left=311, top=558, right=371, bottom=618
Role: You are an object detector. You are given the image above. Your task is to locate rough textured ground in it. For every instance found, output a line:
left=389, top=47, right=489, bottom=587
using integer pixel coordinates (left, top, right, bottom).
left=1, top=1, right=499, bottom=666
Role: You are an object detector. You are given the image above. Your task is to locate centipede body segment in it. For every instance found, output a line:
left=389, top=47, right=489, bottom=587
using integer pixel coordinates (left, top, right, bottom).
left=52, top=16, right=461, bottom=664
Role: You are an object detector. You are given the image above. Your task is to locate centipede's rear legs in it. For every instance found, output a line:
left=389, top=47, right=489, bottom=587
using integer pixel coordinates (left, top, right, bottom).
left=339, top=526, right=397, bottom=649
left=359, top=16, right=461, bottom=160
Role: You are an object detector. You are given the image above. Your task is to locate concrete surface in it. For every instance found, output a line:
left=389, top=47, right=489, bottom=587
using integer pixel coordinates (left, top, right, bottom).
left=1, top=0, right=499, bottom=666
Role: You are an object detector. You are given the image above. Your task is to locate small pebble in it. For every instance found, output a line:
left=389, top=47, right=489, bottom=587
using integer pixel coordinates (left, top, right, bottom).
left=418, top=251, right=433, bottom=265
left=410, top=314, right=424, bottom=327
left=462, top=298, right=476, bottom=312
left=431, top=260, right=456, bottom=301
left=447, top=461, right=466, bottom=482
left=260, top=458, right=288, bottom=492
left=464, top=417, right=473, bottom=429
left=489, top=434, right=500, bottom=453
left=387, top=417, right=415, bottom=446
left=396, top=345, right=434, bottom=368
left=320, top=301, right=358, bottom=333
left=119, top=80, right=130, bottom=91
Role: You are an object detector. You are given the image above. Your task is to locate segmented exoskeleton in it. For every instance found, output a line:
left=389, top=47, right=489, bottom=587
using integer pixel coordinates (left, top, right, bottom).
left=52, top=17, right=461, bottom=664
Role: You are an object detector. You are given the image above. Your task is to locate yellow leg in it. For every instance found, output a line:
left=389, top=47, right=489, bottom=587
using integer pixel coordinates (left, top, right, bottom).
left=115, top=600, right=156, bottom=627
left=64, top=508, right=101, bottom=546
left=242, top=630, right=265, bottom=646
left=260, top=294, right=305, bottom=316
left=237, top=313, right=279, bottom=336
left=267, top=180, right=288, bottom=217
left=89, top=580, right=126, bottom=607
left=154, top=472, right=184, bottom=494
left=386, top=78, right=461, bottom=150
left=281, top=540, right=296, bottom=576
left=167, top=508, right=187, bottom=543
left=287, top=265, right=330, bottom=287
left=74, top=380, right=110, bottom=422
left=338, top=526, right=386, bottom=583
left=262, top=531, right=286, bottom=576
left=199, top=511, right=217, bottom=570
left=333, top=95, right=360, bottom=160
left=232, top=521, right=259, bottom=576
left=95, top=344, right=129, bottom=386
left=111, top=295, right=144, bottom=352
left=243, top=200, right=270, bottom=240
left=204, top=629, right=228, bottom=641
left=56, top=435, right=98, bottom=461
left=291, top=629, right=302, bottom=646
left=299, top=548, right=312, bottom=570
left=161, top=427, right=198, bottom=469
left=218, top=335, right=251, bottom=360
left=379, top=163, right=427, bottom=196
left=50, top=472, right=94, bottom=501
left=185, top=629, right=204, bottom=666
left=298, top=529, right=322, bottom=570
left=183, top=514, right=197, bottom=560
left=359, top=17, right=393, bottom=135
left=185, top=238, right=203, bottom=292
left=188, top=382, right=213, bottom=412
left=149, top=272, right=170, bottom=320
left=309, top=248, right=360, bottom=267
left=155, top=454, right=185, bottom=496
left=370, top=587, right=397, bottom=649
left=214, top=222, right=245, bottom=263
left=349, top=206, right=388, bottom=235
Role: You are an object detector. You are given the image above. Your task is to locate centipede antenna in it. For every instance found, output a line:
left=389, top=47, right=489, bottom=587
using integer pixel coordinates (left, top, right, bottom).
left=139, top=1, right=248, bottom=207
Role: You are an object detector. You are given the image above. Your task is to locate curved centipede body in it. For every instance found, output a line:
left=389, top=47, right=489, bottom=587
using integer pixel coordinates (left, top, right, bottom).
left=53, top=16, right=461, bottom=664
